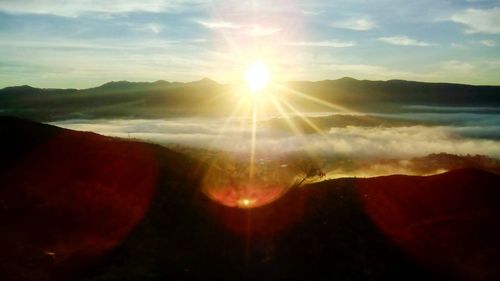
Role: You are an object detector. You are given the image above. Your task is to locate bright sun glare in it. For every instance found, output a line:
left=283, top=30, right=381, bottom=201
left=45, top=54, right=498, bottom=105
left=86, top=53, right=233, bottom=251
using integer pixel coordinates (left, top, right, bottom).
left=245, top=61, right=270, bottom=93
left=237, top=198, right=256, bottom=208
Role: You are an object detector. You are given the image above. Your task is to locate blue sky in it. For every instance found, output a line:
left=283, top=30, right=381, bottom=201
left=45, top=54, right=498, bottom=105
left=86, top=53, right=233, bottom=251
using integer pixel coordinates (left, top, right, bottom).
left=0, top=0, right=499, bottom=88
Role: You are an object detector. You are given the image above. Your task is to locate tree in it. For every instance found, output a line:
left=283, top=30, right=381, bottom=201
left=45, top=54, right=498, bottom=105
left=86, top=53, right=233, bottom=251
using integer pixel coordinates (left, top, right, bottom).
left=291, top=157, right=326, bottom=188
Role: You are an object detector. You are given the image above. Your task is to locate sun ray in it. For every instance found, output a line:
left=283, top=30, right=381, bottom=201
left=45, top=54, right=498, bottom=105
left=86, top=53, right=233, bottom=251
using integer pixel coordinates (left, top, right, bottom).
left=272, top=83, right=354, bottom=114
left=274, top=94, right=341, bottom=162
left=267, top=94, right=326, bottom=179
left=272, top=82, right=393, bottom=127
left=268, top=94, right=305, bottom=139
left=195, top=94, right=247, bottom=173
left=209, top=100, right=244, bottom=146
left=274, top=94, right=327, bottom=136
left=249, top=102, right=258, bottom=180
left=267, top=94, right=322, bottom=157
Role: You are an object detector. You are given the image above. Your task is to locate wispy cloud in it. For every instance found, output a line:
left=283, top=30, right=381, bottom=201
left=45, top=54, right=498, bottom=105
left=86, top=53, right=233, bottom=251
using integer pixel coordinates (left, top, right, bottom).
left=287, top=40, right=355, bottom=48
left=198, top=20, right=241, bottom=30
left=198, top=21, right=280, bottom=36
left=130, top=23, right=164, bottom=34
left=450, top=7, right=500, bottom=34
left=0, top=0, right=207, bottom=17
left=480, top=40, right=497, bottom=47
left=378, top=36, right=434, bottom=47
left=301, top=9, right=322, bottom=16
left=331, top=17, right=376, bottom=31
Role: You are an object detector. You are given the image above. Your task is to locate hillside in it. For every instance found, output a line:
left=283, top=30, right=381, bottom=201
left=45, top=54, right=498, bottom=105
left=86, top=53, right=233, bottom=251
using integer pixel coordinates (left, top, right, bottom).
left=0, top=116, right=499, bottom=281
left=0, top=79, right=228, bottom=121
left=288, top=78, right=500, bottom=107
left=1, top=77, right=499, bottom=121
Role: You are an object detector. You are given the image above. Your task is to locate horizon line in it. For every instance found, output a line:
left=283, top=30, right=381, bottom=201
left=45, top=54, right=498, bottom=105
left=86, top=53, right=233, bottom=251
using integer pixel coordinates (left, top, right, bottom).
left=2, top=76, right=500, bottom=91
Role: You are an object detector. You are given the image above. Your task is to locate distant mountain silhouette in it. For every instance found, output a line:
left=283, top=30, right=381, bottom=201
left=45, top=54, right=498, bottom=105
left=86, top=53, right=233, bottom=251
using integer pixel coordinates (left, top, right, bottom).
left=286, top=78, right=500, bottom=110
left=0, top=85, right=76, bottom=95
left=83, top=80, right=175, bottom=93
left=1, top=116, right=499, bottom=281
left=1, top=77, right=499, bottom=121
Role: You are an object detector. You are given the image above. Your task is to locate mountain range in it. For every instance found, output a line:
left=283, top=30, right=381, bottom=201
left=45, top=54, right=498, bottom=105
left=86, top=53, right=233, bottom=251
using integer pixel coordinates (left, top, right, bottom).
left=1, top=77, right=500, bottom=121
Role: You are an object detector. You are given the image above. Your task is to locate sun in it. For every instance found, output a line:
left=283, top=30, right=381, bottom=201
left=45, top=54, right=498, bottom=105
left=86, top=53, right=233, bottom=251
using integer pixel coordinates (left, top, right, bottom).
left=245, top=60, right=270, bottom=93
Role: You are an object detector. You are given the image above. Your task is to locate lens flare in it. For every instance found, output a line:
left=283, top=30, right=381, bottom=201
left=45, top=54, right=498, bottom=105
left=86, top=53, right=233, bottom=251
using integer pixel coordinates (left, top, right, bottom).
left=237, top=198, right=256, bottom=208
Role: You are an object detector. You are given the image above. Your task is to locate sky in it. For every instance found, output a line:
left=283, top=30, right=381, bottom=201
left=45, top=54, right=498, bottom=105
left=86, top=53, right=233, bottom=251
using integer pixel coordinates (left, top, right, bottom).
left=0, top=0, right=500, bottom=88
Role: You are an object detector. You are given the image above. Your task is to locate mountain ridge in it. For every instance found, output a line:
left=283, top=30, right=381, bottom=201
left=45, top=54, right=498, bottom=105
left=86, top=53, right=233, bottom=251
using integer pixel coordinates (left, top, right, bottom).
left=2, top=76, right=499, bottom=92
left=0, top=77, right=499, bottom=121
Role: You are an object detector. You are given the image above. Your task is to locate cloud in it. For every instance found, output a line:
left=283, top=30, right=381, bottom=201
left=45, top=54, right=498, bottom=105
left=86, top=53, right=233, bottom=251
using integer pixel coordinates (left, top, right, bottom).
left=51, top=117, right=500, bottom=180
left=287, top=40, right=355, bottom=48
left=130, top=23, right=164, bottom=34
left=450, top=7, right=500, bottom=34
left=51, top=114, right=500, bottom=160
left=331, top=18, right=376, bottom=31
left=198, top=20, right=241, bottom=30
left=301, top=10, right=322, bottom=16
left=0, top=35, right=218, bottom=88
left=378, top=36, right=433, bottom=47
left=0, top=0, right=206, bottom=17
left=198, top=21, right=280, bottom=36
left=480, top=40, right=497, bottom=47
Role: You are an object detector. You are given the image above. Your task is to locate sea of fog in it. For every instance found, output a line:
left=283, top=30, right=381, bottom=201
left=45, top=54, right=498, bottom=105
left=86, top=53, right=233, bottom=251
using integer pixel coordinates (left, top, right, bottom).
left=51, top=108, right=500, bottom=160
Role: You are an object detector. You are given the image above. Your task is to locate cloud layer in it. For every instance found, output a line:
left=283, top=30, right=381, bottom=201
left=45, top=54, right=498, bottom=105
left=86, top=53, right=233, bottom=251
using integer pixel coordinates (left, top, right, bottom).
left=52, top=111, right=500, bottom=160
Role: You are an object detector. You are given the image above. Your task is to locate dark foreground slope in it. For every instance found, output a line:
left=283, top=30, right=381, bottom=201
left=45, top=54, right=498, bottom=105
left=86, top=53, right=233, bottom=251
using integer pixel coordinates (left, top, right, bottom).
left=0, top=116, right=499, bottom=281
